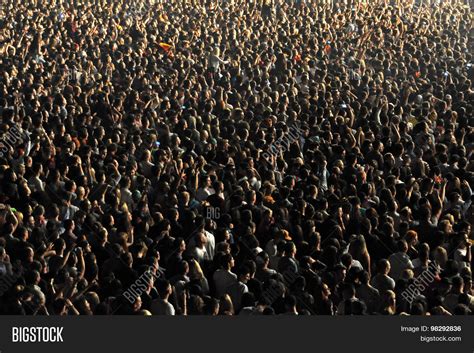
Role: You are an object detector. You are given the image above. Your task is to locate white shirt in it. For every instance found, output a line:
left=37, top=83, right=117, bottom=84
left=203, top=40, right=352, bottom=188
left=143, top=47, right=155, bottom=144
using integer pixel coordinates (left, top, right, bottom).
left=388, top=252, right=414, bottom=280
left=150, top=298, right=175, bottom=315
left=196, top=187, right=215, bottom=202
left=189, top=246, right=209, bottom=263
left=204, top=230, right=216, bottom=259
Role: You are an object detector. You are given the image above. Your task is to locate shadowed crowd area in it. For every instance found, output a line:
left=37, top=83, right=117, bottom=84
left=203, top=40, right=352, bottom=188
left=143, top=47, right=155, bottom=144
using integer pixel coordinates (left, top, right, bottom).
left=0, top=0, right=472, bottom=315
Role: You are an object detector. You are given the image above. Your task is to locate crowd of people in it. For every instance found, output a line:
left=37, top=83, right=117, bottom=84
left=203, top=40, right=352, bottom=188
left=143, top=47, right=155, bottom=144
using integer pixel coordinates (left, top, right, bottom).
left=0, top=0, right=472, bottom=315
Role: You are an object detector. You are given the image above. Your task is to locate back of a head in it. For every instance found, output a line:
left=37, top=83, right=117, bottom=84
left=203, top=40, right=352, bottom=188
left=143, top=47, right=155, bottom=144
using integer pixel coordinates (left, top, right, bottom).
left=397, top=239, right=408, bottom=253
left=221, top=253, right=233, bottom=269
left=342, top=282, right=356, bottom=299
left=241, top=292, right=256, bottom=308
left=238, top=265, right=251, bottom=279
left=256, top=251, right=269, bottom=268
left=284, top=295, right=297, bottom=311
left=351, top=300, right=367, bottom=315
left=284, top=241, right=295, bottom=255
left=360, top=270, right=370, bottom=285
left=378, top=259, right=389, bottom=273
left=156, top=278, right=171, bottom=298
left=451, top=276, right=464, bottom=290
left=276, top=240, right=287, bottom=254
left=341, top=253, right=353, bottom=268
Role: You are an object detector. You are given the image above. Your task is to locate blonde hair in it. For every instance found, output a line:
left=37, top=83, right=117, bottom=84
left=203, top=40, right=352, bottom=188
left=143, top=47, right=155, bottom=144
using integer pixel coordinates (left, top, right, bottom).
left=188, top=259, right=204, bottom=280
left=219, top=294, right=234, bottom=315
left=382, top=290, right=396, bottom=315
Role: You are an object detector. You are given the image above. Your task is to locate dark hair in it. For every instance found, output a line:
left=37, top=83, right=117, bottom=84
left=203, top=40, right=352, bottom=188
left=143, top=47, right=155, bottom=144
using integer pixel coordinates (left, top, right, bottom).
left=156, top=279, right=171, bottom=298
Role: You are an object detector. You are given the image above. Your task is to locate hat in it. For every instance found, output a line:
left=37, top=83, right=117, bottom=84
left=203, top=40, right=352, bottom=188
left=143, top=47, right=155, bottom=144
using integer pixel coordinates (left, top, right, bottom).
left=279, top=230, right=292, bottom=241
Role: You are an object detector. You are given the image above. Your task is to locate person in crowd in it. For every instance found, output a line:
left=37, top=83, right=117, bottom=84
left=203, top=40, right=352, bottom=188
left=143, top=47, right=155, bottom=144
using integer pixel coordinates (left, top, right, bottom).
left=0, top=0, right=472, bottom=316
